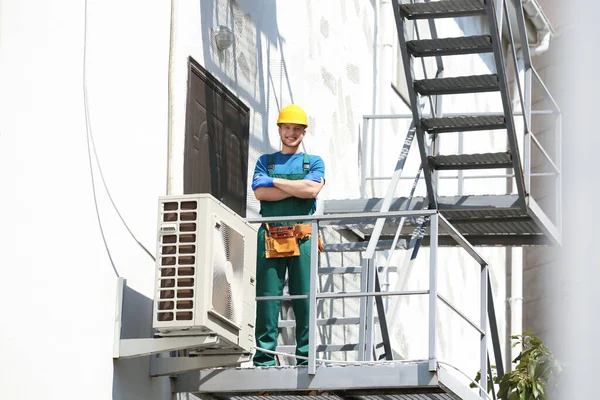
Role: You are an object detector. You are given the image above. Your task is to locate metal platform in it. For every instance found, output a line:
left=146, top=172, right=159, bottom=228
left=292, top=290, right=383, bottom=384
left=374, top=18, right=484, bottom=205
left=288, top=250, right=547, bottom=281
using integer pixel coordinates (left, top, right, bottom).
left=322, top=195, right=559, bottom=246
left=175, top=363, right=482, bottom=400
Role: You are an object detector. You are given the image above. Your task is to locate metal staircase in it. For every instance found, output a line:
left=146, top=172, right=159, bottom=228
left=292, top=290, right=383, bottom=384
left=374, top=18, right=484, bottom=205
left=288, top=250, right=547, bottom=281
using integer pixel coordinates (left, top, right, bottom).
left=170, top=1, right=560, bottom=399
left=395, top=0, right=526, bottom=209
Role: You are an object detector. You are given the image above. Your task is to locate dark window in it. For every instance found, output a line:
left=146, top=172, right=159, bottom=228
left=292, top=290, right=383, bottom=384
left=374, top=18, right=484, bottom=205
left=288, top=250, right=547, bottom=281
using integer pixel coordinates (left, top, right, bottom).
left=184, top=57, right=250, bottom=217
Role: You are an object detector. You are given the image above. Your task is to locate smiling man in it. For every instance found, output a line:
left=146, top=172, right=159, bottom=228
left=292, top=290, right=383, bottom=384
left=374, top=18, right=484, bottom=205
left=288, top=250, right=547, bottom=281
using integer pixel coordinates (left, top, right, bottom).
left=251, top=104, right=325, bottom=366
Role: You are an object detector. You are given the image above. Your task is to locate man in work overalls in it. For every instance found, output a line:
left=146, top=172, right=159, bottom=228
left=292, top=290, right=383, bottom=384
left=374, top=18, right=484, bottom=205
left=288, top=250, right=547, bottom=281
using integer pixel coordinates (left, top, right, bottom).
left=251, top=104, right=326, bottom=366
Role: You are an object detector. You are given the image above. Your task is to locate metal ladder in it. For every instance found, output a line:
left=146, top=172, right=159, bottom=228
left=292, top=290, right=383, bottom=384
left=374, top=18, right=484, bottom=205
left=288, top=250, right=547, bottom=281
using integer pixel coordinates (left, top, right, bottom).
left=392, top=0, right=527, bottom=210
left=276, top=237, right=402, bottom=362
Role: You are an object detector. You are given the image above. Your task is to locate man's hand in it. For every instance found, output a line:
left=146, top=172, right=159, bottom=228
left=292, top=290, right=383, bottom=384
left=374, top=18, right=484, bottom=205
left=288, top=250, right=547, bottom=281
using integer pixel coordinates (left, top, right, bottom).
left=252, top=174, right=275, bottom=190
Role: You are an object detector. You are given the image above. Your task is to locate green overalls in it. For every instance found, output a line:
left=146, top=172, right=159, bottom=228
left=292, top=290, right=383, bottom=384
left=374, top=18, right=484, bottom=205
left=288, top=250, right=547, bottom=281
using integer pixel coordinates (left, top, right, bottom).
left=254, top=153, right=315, bottom=366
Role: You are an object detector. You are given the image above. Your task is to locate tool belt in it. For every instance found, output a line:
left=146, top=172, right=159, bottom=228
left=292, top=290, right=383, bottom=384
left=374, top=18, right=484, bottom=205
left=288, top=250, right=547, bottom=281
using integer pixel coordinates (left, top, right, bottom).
left=264, top=223, right=324, bottom=259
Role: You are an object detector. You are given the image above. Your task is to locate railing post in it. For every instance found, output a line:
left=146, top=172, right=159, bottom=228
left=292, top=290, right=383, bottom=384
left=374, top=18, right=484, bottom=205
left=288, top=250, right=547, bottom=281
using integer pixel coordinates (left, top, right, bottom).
left=358, top=257, right=369, bottom=361
left=308, top=220, right=319, bottom=374
left=365, top=258, right=376, bottom=361
left=428, top=213, right=438, bottom=372
left=360, top=117, right=369, bottom=198
left=480, top=265, right=489, bottom=399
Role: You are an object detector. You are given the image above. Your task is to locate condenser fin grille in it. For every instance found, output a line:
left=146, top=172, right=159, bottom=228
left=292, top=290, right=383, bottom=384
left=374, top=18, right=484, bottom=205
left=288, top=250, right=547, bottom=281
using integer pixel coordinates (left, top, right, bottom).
left=156, top=200, right=199, bottom=323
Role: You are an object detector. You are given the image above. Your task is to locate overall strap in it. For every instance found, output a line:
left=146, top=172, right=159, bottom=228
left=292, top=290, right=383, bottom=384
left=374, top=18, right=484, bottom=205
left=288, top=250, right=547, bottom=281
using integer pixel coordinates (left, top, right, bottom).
left=302, top=153, right=310, bottom=174
left=267, top=154, right=275, bottom=177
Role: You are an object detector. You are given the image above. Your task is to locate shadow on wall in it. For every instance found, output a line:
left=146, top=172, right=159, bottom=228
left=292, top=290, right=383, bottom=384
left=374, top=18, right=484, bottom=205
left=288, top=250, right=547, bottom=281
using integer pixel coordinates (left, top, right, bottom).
left=199, top=0, right=295, bottom=152
left=112, top=284, right=171, bottom=400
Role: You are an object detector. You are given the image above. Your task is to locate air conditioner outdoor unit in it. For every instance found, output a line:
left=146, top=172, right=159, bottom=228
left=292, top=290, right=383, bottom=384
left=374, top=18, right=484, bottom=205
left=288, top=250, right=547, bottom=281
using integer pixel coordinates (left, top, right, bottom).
left=152, top=194, right=257, bottom=355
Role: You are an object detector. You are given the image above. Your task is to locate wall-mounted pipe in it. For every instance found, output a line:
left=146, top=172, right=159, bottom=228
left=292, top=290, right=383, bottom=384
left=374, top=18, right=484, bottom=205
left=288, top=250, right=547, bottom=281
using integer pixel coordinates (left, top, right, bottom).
left=504, top=0, right=554, bottom=55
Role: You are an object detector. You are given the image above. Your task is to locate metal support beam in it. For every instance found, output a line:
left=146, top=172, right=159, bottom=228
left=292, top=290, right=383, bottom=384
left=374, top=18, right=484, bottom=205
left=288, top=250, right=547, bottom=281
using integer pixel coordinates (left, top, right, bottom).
left=392, top=0, right=437, bottom=208
left=150, top=353, right=252, bottom=376
left=117, top=335, right=219, bottom=359
left=486, top=0, right=527, bottom=208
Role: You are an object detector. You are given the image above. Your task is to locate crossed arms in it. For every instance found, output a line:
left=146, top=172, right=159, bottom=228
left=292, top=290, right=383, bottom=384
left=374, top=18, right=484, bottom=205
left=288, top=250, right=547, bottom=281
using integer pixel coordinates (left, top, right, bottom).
left=254, top=177, right=325, bottom=201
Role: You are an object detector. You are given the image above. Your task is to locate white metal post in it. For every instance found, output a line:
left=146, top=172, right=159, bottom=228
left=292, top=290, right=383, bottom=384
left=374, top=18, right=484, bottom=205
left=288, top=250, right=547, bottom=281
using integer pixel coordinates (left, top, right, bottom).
left=361, top=117, right=369, bottom=198
left=365, top=258, right=376, bottom=361
left=358, top=258, right=369, bottom=361
left=113, top=277, right=126, bottom=358
left=480, top=265, right=489, bottom=399
left=428, top=213, right=438, bottom=372
left=556, top=114, right=562, bottom=234
left=308, top=221, right=319, bottom=374
left=525, top=62, right=532, bottom=193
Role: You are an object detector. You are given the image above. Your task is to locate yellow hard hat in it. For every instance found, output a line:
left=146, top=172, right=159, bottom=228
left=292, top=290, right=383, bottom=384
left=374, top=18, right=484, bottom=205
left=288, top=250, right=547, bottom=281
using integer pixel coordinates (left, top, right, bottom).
left=277, top=104, right=308, bottom=126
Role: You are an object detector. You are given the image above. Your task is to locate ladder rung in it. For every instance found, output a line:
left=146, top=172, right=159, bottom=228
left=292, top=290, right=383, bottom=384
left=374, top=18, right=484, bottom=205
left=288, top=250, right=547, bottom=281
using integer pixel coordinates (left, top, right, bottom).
left=429, top=152, right=513, bottom=170
left=407, top=35, right=493, bottom=57
left=322, top=239, right=407, bottom=253
left=318, top=266, right=399, bottom=275
left=399, top=0, right=487, bottom=20
left=414, top=74, right=499, bottom=96
left=279, top=317, right=379, bottom=328
left=276, top=344, right=359, bottom=353
left=421, top=116, right=506, bottom=133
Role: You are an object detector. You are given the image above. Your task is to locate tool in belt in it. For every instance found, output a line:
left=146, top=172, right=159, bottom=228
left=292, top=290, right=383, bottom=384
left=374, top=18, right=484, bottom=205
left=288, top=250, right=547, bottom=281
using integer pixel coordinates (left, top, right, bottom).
left=263, top=223, right=323, bottom=259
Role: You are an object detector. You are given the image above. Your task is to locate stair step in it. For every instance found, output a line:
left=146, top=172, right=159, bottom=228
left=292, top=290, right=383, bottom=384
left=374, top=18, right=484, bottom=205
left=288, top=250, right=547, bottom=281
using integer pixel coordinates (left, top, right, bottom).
left=421, top=115, right=506, bottom=133
left=277, top=344, right=359, bottom=353
left=414, top=74, right=499, bottom=96
left=429, top=152, right=513, bottom=170
left=407, top=35, right=493, bottom=57
left=322, top=239, right=407, bottom=253
left=279, top=317, right=379, bottom=328
left=399, top=0, right=486, bottom=20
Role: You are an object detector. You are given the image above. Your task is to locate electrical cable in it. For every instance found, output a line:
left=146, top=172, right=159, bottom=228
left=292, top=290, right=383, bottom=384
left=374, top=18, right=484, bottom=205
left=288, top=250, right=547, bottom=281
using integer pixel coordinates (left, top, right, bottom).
left=83, top=0, right=120, bottom=277
left=88, top=131, right=156, bottom=262
left=82, top=0, right=156, bottom=273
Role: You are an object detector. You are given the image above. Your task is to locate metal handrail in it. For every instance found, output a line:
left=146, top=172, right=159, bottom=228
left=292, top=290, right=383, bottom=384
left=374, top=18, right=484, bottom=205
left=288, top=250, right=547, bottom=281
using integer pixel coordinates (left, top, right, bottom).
left=249, top=210, right=495, bottom=389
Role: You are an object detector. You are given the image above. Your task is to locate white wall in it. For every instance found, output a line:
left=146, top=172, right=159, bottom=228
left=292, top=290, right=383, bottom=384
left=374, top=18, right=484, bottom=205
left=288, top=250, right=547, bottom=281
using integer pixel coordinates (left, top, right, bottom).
left=0, top=0, right=171, bottom=398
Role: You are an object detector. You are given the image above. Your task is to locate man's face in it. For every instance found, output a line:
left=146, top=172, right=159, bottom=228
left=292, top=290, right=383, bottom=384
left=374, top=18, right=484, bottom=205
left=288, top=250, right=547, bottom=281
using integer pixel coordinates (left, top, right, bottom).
left=278, top=123, right=306, bottom=148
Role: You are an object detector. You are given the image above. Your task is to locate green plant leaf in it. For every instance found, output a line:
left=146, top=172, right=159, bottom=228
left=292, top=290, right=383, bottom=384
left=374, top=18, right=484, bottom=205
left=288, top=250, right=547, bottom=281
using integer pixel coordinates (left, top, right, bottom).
left=532, top=381, right=539, bottom=398
left=509, top=391, right=520, bottom=400
left=529, top=360, right=538, bottom=381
